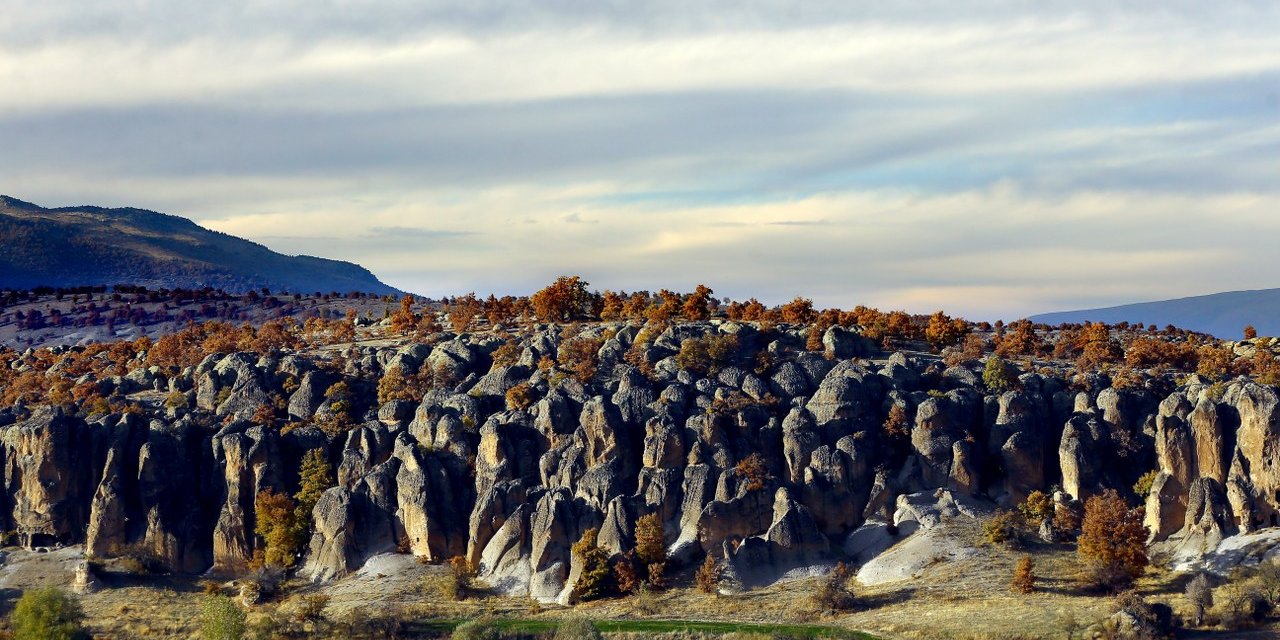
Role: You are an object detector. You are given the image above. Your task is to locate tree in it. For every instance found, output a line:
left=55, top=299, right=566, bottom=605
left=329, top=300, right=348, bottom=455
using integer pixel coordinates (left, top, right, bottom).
left=255, top=489, right=305, bottom=569
left=446, top=293, right=484, bottom=333
left=1245, top=325, right=1259, bottom=340
left=682, top=285, right=714, bottom=322
left=1185, top=573, right=1212, bottom=626
left=1010, top=556, right=1036, bottom=594
left=12, top=587, right=85, bottom=640
left=295, top=449, right=334, bottom=520
left=925, top=311, right=968, bottom=351
left=200, top=595, right=246, bottom=640
left=695, top=555, right=723, bottom=594
left=571, top=528, right=613, bottom=602
left=531, top=276, right=594, bottom=323
left=1078, top=489, right=1148, bottom=589
left=780, top=297, right=816, bottom=324
left=389, top=295, right=419, bottom=336
left=634, top=513, right=667, bottom=585
left=983, top=356, right=1019, bottom=394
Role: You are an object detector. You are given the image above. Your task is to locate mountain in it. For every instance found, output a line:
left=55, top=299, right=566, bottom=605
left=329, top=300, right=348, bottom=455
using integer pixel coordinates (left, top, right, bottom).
left=1030, top=288, right=1280, bottom=339
left=0, top=195, right=401, bottom=295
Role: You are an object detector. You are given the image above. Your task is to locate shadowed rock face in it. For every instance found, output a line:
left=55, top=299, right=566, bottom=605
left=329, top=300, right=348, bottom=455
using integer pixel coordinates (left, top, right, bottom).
left=3, top=322, right=1280, bottom=596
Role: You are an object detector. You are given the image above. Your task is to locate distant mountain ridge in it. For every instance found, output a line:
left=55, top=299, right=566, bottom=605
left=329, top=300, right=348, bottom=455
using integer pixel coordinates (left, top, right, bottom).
left=0, top=195, right=401, bottom=295
left=1030, top=288, right=1280, bottom=339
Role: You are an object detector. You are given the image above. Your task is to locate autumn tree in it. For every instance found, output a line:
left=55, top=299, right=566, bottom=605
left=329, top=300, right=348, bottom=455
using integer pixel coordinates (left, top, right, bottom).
left=532, top=276, right=594, bottom=323
left=1245, top=325, right=1259, bottom=340
left=682, top=285, right=715, bottom=322
left=557, top=336, right=604, bottom=383
left=634, top=513, right=667, bottom=585
left=695, top=556, right=722, bottom=594
left=1010, top=556, right=1036, bottom=594
left=780, top=297, right=816, bottom=324
left=925, top=311, right=968, bottom=351
left=389, top=295, right=420, bottom=336
left=883, top=404, right=910, bottom=444
left=570, top=528, right=614, bottom=602
left=1078, top=489, right=1148, bottom=589
left=446, top=293, right=484, bottom=333
left=255, top=489, right=305, bottom=569
left=599, top=290, right=625, bottom=321
left=645, top=290, right=682, bottom=325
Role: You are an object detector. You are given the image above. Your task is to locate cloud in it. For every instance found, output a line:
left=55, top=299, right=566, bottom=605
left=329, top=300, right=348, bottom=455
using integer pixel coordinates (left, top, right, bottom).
left=1, top=1, right=1277, bottom=318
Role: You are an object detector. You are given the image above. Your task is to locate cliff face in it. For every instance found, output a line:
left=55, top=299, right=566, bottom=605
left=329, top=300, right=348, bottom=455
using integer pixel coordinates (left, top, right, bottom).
left=0, top=322, right=1271, bottom=599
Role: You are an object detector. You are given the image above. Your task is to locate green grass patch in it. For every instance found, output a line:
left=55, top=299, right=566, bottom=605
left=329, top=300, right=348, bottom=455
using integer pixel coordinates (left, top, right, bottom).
left=417, top=617, right=875, bottom=638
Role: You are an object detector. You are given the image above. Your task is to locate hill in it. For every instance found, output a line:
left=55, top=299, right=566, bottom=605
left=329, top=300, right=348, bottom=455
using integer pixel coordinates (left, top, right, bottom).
left=1029, top=288, right=1280, bottom=339
left=0, top=195, right=401, bottom=295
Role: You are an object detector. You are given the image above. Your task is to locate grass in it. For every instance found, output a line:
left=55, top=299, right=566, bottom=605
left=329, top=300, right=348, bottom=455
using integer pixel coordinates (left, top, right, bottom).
left=417, top=617, right=876, bottom=638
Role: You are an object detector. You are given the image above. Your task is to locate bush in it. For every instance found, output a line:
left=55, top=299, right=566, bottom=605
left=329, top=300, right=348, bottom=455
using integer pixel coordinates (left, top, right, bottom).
left=1132, top=470, right=1159, bottom=500
left=1214, top=580, right=1268, bottom=630
left=11, top=587, right=85, bottom=640
left=634, top=513, right=667, bottom=567
left=1078, top=489, right=1148, bottom=589
left=505, top=382, right=535, bottom=411
left=613, top=553, right=640, bottom=594
left=554, top=618, right=603, bottom=640
left=452, top=617, right=502, bottom=640
left=293, top=593, right=329, bottom=623
left=983, top=510, right=1027, bottom=548
left=1010, top=556, right=1035, bottom=594
left=1018, top=491, right=1054, bottom=527
left=983, top=356, right=1019, bottom=394
left=695, top=555, right=723, bottom=594
left=200, top=595, right=246, bottom=640
left=811, top=562, right=857, bottom=611
left=734, top=453, right=769, bottom=492
left=675, top=334, right=739, bottom=375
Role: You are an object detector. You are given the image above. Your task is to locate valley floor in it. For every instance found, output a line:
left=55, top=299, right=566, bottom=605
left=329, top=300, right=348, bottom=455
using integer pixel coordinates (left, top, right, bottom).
left=0, top=538, right=1275, bottom=639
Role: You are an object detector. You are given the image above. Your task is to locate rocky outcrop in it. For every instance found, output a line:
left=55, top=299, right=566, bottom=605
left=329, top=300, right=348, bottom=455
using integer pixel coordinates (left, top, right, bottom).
left=10, top=327, right=1280, bottom=596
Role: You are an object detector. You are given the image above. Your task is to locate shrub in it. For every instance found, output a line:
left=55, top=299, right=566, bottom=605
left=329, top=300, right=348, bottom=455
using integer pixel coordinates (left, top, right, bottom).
left=12, top=587, right=85, bottom=640
left=1078, top=489, right=1148, bottom=590
left=293, top=593, right=330, bottom=623
left=925, top=311, right=968, bottom=351
left=675, top=334, right=739, bottom=375
left=1132, top=470, right=1159, bottom=500
left=734, top=453, right=768, bottom=492
left=613, top=553, right=640, bottom=594
left=558, top=336, right=603, bottom=383
left=554, top=618, right=603, bottom=640
left=1185, top=573, right=1212, bottom=626
left=1018, top=490, right=1054, bottom=527
left=200, top=595, right=246, bottom=640
left=811, top=562, right=857, bottom=611
left=882, top=404, right=910, bottom=443
left=983, top=510, right=1027, bottom=547
left=505, top=382, right=536, bottom=411
left=452, top=617, right=502, bottom=640
left=1214, top=580, right=1268, bottom=630
left=490, top=340, right=521, bottom=369
left=695, top=555, right=723, bottom=594
left=983, top=356, right=1019, bottom=394
left=1010, top=556, right=1035, bottom=594
left=445, top=555, right=477, bottom=601
left=1245, top=325, right=1259, bottom=340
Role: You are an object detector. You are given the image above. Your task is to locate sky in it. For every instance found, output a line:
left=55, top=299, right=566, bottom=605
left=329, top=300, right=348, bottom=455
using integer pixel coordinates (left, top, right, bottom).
left=2, top=1, right=1278, bottom=320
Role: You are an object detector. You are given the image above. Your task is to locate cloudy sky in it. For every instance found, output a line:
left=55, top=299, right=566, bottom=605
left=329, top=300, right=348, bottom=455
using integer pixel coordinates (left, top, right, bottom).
left=2, top=1, right=1278, bottom=319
